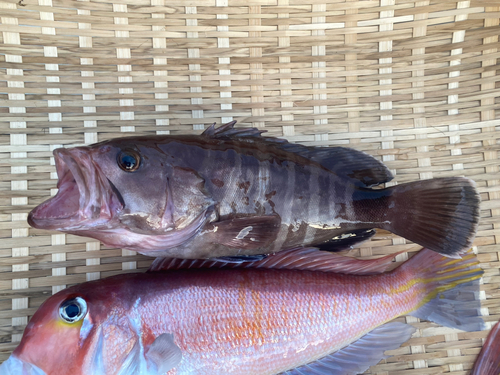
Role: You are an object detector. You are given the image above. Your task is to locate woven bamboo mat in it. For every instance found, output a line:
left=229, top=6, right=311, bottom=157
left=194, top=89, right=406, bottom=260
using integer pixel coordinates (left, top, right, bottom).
left=0, top=0, right=499, bottom=373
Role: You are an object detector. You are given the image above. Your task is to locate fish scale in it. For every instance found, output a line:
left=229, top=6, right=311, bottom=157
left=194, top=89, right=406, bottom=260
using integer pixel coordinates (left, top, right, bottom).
left=1, top=248, right=484, bottom=375
left=130, top=269, right=421, bottom=375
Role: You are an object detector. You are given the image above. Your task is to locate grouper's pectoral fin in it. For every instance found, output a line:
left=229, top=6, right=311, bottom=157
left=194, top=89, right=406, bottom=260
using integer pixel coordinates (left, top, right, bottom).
left=145, top=333, right=182, bottom=375
left=209, top=214, right=281, bottom=250
left=282, top=322, right=416, bottom=375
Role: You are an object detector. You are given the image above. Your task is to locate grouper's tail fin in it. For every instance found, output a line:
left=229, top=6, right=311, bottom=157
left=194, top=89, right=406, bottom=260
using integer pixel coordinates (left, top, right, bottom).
left=384, top=177, right=480, bottom=258
left=400, top=248, right=485, bottom=332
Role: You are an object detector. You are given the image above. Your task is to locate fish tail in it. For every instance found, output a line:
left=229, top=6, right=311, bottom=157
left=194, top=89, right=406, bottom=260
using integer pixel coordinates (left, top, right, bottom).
left=471, top=321, right=500, bottom=375
left=399, top=248, right=485, bottom=332
left=382, top=177, right=480, bottom=257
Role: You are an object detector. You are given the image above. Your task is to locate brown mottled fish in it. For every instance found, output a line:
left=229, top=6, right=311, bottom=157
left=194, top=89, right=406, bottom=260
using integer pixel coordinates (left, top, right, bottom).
left=28, top=121, right=480, bottom=260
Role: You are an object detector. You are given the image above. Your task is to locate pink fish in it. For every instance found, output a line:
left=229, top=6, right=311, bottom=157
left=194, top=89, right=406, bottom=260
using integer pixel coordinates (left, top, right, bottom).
left=28, top=121, right=480, bottom=260
left=471, top=321, right=500, bottom=375
left=0, top=248, right=484, bottom=375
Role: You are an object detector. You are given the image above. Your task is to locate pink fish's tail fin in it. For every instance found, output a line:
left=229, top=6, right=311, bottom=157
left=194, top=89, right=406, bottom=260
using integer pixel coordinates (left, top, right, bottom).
left=471, top=321, right=500, bottom=375
left=398, top=248, right=485, bottom=332
left=382, top=177, right=480, bottom=258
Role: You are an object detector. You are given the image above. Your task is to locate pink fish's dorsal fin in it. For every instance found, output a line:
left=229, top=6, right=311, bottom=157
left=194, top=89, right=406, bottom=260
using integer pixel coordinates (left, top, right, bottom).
left=148, top=247, right=403, bottom=275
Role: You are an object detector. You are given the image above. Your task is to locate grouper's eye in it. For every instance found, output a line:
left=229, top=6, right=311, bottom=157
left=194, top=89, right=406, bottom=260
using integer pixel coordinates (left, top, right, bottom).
left=59, top=297, right=87, bottom=323
left=117, top=149, right=141, bottom=172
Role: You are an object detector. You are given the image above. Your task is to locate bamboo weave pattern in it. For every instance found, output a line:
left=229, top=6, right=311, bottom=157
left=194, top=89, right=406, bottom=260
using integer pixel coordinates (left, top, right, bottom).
left=0, top=0, right=499, bottom=373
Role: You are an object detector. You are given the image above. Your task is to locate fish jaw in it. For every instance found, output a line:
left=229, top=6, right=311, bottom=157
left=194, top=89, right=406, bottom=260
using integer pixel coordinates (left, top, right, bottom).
left=28, top=147, right=124, bottom=232
left=0, top=355, right=47, bottom=375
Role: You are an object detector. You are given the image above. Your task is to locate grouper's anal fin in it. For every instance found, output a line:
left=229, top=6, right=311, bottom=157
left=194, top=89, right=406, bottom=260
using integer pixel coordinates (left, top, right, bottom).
left=315, top=229, right=376, bottom=252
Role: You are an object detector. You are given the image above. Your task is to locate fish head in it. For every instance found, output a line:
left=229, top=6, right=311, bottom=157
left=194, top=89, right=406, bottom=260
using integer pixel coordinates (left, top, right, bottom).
left=7, top=289, right=96, bottom=375
left=3, top=277, right=182, bottom=375
left=28, top=140, right=179, bottom=244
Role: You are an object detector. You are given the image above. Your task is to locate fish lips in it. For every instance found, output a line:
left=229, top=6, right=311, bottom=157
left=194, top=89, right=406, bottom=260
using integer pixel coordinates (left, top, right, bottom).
left=0, top=355, right=47, bottom=375
left=28, top=147, right=124, bottom=232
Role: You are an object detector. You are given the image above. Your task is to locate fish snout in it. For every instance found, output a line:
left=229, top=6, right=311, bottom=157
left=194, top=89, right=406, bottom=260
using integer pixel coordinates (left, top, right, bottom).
left=0, top=355, right=46, bottom=375
left=28, top=145, right=122, bottom=232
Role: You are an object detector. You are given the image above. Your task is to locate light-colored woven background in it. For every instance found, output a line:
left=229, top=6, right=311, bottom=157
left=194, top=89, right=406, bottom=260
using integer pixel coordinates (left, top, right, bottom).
left=1, top=0, right=499, bottom=373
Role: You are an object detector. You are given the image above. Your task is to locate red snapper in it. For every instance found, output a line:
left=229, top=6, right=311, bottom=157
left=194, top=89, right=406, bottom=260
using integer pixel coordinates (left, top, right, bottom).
left=0, top=248, right=485, bottom=375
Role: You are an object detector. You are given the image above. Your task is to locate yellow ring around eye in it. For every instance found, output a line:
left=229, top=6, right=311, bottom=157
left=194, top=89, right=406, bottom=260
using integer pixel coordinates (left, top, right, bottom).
left=59, top=296, right=87, bottom=324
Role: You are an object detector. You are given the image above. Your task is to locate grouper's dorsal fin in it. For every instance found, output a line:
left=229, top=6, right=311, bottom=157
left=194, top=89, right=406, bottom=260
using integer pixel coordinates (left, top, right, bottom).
left=280, top=144, right=394, bottom=187
left=148, top=247, right=402, bottom=275
left=202, top=121, right=393, bottom=187
left=202, top=120, right=272, bottom=140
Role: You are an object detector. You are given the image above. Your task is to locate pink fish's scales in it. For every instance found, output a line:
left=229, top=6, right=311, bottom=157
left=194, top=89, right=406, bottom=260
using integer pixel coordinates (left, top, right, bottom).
left=134, top=269, right=421, bottom=375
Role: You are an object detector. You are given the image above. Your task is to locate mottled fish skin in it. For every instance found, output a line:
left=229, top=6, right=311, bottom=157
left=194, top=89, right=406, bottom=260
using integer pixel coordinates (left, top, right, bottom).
left=5, top=248, right=484, bottom=375
left=28, top=122, right=480, bottom=258
left=151, top=136, right=362, bottom=257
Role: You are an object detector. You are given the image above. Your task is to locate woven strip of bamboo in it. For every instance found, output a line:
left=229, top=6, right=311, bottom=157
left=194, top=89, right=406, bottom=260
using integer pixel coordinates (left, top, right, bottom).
left=0, top=0, right=499, bottom=373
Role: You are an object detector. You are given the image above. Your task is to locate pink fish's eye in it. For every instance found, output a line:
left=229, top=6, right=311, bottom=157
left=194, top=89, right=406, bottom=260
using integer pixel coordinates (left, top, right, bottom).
left=117, top=149, right=141, bottom=172
left=59, top=297, right=87, bottom=323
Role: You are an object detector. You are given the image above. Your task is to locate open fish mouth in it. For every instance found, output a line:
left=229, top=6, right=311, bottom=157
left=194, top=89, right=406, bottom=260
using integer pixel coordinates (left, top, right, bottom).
left=0, top=355, right=46, bottom=375
left=28, top=147, right=124, bottom=231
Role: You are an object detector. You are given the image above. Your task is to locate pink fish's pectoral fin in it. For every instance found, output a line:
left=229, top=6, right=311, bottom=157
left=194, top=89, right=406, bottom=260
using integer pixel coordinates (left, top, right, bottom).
left=145, top=333, right=182, bottom=375
left=209, top=214, right=282, bottom=250
left=282, top=322, right=416, bottom=375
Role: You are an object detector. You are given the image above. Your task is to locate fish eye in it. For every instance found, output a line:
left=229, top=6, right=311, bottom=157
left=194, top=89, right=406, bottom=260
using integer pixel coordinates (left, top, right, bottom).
left=59, top=297, right=87, bottom=323
left=117, top=149, right=141, bottom=172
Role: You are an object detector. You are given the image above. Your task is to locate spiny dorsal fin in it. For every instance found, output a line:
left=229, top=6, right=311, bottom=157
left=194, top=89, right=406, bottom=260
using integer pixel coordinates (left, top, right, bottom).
left=201, top=120, right=271, bottom=140
left=148, top=247, right=403, bottom=275
left=201, top=121, right=392, bottom=187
